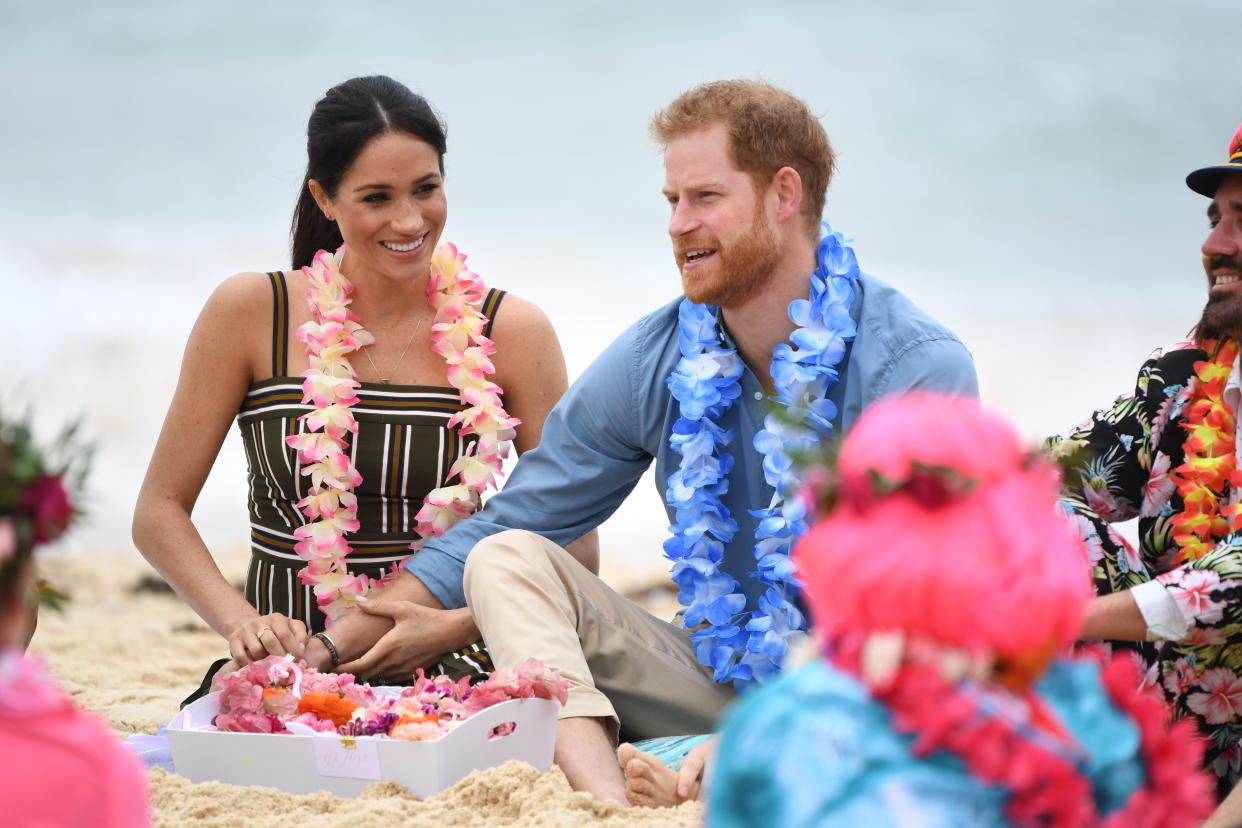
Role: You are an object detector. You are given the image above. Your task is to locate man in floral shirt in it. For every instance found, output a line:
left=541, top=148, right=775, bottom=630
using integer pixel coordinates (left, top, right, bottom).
left=1050, top=124, right=1242, bottom=807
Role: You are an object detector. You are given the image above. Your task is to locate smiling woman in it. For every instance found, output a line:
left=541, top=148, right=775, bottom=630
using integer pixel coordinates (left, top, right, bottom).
left=131, top=75, right=585, bottom=700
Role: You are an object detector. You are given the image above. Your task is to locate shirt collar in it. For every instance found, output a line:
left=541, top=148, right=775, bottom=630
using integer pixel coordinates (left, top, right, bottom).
left=1225, top=353, right=1242, bottom=416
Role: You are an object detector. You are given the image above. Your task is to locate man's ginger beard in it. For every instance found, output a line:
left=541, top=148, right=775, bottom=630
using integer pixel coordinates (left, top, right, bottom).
left=1199, top=255, right=1242, bottom=341
left=676, top=200, right=780, bottom=308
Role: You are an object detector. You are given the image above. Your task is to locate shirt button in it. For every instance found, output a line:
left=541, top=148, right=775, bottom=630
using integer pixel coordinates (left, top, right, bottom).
left=753, top=391, right=764, bottom=401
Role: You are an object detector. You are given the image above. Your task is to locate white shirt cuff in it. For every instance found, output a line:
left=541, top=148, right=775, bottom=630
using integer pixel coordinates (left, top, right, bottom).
left=1131, top=579, right=1190, bottom=641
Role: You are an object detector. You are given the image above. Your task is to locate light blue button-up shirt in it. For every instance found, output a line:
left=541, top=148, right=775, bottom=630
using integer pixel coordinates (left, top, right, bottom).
left=408, top=272, right=978, bottom=609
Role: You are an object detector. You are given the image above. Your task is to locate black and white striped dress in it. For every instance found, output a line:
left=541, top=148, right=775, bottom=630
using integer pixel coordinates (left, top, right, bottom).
left=236, top=272, right=503, bottom=675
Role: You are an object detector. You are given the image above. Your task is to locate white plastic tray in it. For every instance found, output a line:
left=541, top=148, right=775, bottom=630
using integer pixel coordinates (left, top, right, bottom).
left=166, top=690, right=559, bottom=798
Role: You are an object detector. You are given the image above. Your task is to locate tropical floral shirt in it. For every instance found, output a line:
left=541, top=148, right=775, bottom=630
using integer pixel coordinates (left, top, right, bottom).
left=1048, top=340, right=1242, bottom=800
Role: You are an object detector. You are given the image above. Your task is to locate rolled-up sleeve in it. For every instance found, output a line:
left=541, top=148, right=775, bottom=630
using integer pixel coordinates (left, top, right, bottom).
left=406, top=318, right=656, bottom=608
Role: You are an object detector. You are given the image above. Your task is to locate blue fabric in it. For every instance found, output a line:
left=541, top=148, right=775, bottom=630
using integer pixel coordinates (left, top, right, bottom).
left=707, top=659, right=1145, bottom=827
left=123, top=725, right=176, bottom=772
left=407, top=273, right=978, bottom=609
left=631, top=734, right=713, bottom=772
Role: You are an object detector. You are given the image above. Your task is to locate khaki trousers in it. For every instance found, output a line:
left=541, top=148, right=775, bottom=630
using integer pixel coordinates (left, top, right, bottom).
left=462, top=530, right=735, bottom=742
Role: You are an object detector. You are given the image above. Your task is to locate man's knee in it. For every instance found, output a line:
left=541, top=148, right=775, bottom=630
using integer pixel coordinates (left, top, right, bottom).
left=463, top=529, right=551, bottom=602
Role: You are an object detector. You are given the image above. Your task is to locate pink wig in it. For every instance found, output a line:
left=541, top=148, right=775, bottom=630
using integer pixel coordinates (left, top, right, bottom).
left=795, top=392, right=1090, bottom=660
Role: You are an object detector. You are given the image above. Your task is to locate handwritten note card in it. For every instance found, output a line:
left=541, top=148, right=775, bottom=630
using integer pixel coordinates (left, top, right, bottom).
left=313, top=736, right=383, bottom=780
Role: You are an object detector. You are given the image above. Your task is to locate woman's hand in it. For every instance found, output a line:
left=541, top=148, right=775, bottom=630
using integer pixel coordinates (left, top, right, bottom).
left=227, top=612, right=308, bottom=664
left=336, top=600, right=475, bottom=682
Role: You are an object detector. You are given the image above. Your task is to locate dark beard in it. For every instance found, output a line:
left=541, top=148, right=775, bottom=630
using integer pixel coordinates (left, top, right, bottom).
left=1197, top=254, right=1242, bottom=341
left=1198, top=291, right=1242, bottom=342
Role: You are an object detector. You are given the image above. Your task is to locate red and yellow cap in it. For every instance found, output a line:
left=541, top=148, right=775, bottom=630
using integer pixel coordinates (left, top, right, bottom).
left=1187, top=124, right=1242, bottom=197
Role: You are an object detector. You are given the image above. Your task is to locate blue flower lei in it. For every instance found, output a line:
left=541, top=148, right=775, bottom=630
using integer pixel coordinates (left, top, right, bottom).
left=663, top=220, right=860, bottom=690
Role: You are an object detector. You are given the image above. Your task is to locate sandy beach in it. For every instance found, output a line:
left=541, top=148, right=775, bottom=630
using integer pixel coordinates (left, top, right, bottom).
left=28, top=552, right=697, bottom=827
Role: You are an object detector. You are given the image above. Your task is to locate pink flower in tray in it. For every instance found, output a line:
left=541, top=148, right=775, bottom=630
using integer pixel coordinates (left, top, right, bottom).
left=465, top=658, right=570, bottom=714
left=514, top=658, right=571, bottom=704
left=390, top=719, right=447, bottom=741
left=266, top=658, right=304, bottom=691
left=298, top=670, right=374, bottom=708
left=340, top=681, right=374, bottom=708
left=288, top=712, right=337, bottom=733
left=215, top=711, right=285, bottom=733
left=217, top=679, right=263, bottom=717
left=405, top=670, right=472, bottom=700
left=261, top=689, right=298, bottom=717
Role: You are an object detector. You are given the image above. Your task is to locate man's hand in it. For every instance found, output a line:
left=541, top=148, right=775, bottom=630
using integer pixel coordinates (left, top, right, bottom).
left=336, top=600, right=477, bottom=683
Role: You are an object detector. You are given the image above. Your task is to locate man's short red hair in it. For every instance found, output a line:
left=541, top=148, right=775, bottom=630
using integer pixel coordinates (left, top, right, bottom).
left=651, top=80, right=835, bottom=238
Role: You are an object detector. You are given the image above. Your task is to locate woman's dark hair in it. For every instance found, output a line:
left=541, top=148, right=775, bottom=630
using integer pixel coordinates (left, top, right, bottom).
left=290, top=75, right=447, bottom=270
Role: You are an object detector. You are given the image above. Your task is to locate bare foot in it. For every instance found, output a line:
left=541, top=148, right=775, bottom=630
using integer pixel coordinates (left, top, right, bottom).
left=618, top=743, right=682, bottom=808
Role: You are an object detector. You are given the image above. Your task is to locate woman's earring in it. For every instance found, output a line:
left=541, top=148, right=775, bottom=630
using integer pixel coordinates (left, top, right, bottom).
left=325, top=213, right=335, bottom=222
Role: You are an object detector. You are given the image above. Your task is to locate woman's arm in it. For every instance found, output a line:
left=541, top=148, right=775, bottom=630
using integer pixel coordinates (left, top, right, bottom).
left=488, top=293, right=600, bottom=572
left=132, top=273, right=306, bottom=661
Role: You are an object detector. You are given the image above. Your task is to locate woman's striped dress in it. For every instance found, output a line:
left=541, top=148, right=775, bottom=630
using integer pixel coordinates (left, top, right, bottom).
left=236, top=272, right=503, bottom=674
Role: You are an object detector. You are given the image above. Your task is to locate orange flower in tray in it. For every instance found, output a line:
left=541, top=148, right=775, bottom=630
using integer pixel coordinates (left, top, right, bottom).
left=296, top=692, right=358, bottom=728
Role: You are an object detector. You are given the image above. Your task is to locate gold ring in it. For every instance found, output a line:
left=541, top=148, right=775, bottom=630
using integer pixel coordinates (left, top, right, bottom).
left=256, top=626, right=271, bottom=640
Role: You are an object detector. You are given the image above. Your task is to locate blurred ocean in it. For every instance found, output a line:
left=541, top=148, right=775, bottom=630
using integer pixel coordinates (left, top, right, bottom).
left=5, top=0, right=1242, bottom=578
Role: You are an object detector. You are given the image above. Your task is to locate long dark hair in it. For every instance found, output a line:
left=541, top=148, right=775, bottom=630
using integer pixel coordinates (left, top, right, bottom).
left=290, top=75, right=447, bottom=270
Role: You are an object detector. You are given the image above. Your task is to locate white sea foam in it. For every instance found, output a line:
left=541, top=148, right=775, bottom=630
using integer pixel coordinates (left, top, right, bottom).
left=6, top=0, right=1235, bottom=579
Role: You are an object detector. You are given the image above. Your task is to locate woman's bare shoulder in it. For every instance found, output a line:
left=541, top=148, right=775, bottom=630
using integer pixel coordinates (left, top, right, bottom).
left=208, top=270, right=279, bottom=309
left=488, top=291, right=557, bottom=346
left=184, top=271, right=285, bottom=374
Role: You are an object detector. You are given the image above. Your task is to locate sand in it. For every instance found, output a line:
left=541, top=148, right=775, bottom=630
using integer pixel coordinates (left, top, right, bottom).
left=28, top=553, right=699, bottom=827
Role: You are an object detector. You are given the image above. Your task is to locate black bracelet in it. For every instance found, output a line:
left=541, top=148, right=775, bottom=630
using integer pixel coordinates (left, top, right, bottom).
left=312, top=631, right=340, bottom=667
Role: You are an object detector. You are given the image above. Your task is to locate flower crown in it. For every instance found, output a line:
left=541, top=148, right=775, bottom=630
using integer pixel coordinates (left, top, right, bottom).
left=0, top=414, right=89, bottom=563
left=807, top=454, right=979, bottom=518
left=806, top=444, right=1064, bottom=519
left=839, top=463, right=977, bottom=512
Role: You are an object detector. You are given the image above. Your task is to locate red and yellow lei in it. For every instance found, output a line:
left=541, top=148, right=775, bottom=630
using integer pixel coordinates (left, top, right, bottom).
left=1170, top=339, right=1242, bottom=563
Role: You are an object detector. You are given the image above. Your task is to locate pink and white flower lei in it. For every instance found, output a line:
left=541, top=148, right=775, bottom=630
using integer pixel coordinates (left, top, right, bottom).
left=285, top=244, right=519, bottom=622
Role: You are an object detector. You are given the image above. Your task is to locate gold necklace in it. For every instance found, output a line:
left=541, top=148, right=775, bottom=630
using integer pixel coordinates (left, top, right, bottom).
left=360, top=314, right=423, bottom=384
